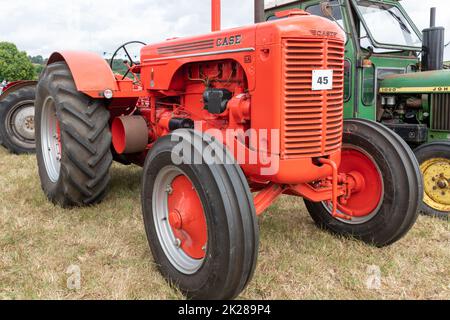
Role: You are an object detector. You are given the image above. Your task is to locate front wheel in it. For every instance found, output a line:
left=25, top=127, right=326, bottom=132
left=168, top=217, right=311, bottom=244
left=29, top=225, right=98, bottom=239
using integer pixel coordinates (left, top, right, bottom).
left=141, top=130, right=259, bottom=300
left=414, top=141, right=450, bottom=219
left=305, top=119, right=422, bottom=247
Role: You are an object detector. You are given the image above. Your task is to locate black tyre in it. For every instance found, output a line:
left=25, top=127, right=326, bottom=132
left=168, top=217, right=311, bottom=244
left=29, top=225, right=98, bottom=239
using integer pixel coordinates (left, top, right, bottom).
left=305, top=119, right=422, bottom=247
left=414, top=141, right=450, bottom=219
left=141, top=130, right=259, bottom=300
left=0, top=85, right=36, bottom=154
left=35, top=62, right=113, bottom=207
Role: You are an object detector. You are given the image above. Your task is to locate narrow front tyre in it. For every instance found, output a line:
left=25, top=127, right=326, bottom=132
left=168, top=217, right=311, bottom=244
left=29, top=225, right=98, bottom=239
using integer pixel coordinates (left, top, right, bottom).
left=141, top=130, right=259, bottom=300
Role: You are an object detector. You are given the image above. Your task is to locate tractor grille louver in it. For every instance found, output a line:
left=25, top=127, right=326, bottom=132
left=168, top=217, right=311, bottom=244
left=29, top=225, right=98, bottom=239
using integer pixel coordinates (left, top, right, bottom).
left=431, top=94, right=450, bottom=131
left=281, top=38, right=344, bottom=159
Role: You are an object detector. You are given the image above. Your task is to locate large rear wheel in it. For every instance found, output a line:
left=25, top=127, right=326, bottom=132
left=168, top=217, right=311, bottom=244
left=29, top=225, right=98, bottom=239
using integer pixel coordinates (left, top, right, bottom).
left=141, top=130, right=259, bottom=300
left=414, top=141, right=450, bottom=219
left=0, top=85, right=36, bottom=154
left=35, top=62, right=113, bottom=207
left=305, top=119, right=422, bottom=247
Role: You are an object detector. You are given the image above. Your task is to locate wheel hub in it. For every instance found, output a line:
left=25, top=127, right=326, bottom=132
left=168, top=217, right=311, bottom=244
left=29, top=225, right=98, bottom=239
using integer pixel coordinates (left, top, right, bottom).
left=169, top=210, right=183, bottom=230
left=167, top=176, right=207, bottom=260
left=13, top=107, right=35, bottom=140
left=26, top=116, right=35, bottom=130
left=324, top=147, right=384, bottom=224
left=437, top=178, right=448, bottom=189
left=421, top=158, right=450, bottom=211
left=5, top=101, right=35, bottom=148
left=152, top=166, right=208, bottom=275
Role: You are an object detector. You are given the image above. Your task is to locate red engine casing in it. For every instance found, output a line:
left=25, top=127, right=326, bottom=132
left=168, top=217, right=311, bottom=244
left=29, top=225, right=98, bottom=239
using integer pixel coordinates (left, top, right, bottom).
left=137, top=13, right=345, bottom=184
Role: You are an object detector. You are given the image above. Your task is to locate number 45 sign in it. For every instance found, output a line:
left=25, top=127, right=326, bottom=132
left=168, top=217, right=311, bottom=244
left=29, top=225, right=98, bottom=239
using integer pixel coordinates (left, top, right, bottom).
left=312, top=69, right=334, bottom=91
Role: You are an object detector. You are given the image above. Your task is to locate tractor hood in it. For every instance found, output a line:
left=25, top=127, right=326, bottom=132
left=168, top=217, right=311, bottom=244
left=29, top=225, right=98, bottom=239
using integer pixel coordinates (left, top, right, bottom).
left=380, top=70, right=450, bottom=93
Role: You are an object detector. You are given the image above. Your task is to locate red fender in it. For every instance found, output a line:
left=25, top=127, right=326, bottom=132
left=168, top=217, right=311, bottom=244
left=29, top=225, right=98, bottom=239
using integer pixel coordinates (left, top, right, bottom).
left=0, top=80, right=37, bottom=102
left=48, top=51, right=118, bottom=98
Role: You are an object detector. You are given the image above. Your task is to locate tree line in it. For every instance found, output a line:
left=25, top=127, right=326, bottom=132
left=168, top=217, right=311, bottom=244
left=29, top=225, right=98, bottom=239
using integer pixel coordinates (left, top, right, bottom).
left=0, top=42, right=46, bottom=82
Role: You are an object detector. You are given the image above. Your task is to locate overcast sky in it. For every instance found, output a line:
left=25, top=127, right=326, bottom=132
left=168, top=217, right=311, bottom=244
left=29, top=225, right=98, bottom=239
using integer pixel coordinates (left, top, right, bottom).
left=0, top=0, right=449, bottom=60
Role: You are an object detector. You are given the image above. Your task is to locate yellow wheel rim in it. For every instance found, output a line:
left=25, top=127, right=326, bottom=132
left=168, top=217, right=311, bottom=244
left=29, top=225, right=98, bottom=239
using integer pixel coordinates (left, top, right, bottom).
left=420, top=158, right=450, bottom=212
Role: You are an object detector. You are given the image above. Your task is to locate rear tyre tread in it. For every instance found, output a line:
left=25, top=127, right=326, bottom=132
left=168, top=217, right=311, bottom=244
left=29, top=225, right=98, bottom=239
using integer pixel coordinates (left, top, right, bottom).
left=35, top=62, right=112, bottom=207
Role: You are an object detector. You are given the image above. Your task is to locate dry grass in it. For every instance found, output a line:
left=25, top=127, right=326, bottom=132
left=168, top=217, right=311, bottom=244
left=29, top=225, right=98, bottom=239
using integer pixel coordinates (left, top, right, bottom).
left=0, top=146, right=449, bottom=300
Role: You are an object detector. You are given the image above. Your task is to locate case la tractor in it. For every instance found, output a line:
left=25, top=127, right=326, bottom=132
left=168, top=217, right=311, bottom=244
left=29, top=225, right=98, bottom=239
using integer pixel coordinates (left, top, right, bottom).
left=265, top=0, right=450, bottom=218
left=35, top=0, right=421, bottom=299
left=0, top=80, right=36, bottom=154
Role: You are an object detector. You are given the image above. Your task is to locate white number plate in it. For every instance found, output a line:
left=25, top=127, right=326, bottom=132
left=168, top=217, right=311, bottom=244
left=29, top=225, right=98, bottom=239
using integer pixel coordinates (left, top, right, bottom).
left=312, top=69, right=333, bottom=91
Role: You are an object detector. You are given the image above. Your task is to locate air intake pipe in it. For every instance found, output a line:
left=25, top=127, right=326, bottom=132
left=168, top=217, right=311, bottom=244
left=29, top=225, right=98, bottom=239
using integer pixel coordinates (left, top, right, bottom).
left=211, top=0, right=266, bottom=32
left=255, top=0, right=265, bottom=23
left=422, top=7, right=445, bottom=71
left=211, top=0, right=221, bottom=32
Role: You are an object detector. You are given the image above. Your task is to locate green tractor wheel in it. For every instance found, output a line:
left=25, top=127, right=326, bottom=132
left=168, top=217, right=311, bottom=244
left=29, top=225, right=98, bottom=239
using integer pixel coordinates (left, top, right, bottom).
left=414, top=141, right=450, bottom=219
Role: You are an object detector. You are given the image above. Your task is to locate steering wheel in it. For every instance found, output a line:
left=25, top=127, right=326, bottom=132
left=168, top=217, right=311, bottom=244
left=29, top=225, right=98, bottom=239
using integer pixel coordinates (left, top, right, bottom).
left=109, top=41, right=147, bottom=80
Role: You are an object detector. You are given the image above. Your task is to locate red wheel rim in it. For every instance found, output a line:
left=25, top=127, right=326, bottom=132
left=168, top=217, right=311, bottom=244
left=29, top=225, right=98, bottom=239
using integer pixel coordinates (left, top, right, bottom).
left=56, top=118, right=62, bottom=155
left=338, top=147, right=383, bottom=218
left=167, top=175, right=207, bottom=259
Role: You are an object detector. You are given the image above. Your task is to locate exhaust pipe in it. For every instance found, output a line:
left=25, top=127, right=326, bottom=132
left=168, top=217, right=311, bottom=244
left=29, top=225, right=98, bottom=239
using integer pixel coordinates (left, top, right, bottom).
left=254, top=0, right=265, bottom=23
left=211, top=0, right=265, bottom=32
left=422, top=7, right=445, bottom=71
left=430, top=7, right=436, bottom=27
left=211, top=0, right=221, bottom=32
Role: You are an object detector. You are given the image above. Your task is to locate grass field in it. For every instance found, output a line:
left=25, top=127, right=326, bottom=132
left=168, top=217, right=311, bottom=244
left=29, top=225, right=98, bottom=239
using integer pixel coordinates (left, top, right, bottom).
left=0, top=146, right=449, bottom=300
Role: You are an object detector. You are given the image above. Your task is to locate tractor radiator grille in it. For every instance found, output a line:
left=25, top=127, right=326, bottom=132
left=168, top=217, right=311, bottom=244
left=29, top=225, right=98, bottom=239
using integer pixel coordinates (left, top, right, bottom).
left=431, top=94, right=450, bottom=131
left=281, top=38, right=344, bottom=159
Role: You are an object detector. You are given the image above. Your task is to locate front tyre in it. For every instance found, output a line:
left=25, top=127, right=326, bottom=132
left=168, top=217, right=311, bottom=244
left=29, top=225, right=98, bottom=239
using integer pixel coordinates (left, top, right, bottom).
left=305, top=119, right=422, bottom=247
left=141, top=130, right=259, bottom=300
left=414, top=141, right=450, bottom=219
left=35, top=62, right=113, bottom=207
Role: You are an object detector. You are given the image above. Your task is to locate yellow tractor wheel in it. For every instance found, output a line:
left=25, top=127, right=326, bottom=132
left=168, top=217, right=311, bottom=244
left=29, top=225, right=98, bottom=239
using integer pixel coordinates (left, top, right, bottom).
left=415, top=142, right=450, bottom=219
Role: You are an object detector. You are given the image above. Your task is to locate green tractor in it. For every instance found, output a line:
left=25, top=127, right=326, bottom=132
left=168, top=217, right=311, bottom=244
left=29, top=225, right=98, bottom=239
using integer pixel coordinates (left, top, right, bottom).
left=265, top=0, right=450, bottom=218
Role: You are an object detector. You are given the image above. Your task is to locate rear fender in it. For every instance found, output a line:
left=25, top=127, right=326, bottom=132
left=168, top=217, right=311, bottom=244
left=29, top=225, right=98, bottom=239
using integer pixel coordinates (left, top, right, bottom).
left=47, top=51, right=118, bottom=98
left=0, top=80, right=37, bottom=102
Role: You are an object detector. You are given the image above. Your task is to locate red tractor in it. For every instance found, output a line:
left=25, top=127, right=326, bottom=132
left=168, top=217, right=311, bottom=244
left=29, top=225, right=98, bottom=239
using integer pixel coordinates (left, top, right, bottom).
left=35, top=0, right=422, bottom=299
left=0, top=80, right=36, bottom=154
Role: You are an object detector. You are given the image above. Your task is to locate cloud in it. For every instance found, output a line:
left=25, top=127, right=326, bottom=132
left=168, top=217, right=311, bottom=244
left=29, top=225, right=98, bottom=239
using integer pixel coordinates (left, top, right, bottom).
left=0, top=0, right=448, bottom=60
left=0, top=0, right=253, bottom=57
left=402, top=0, right=450, bottom=59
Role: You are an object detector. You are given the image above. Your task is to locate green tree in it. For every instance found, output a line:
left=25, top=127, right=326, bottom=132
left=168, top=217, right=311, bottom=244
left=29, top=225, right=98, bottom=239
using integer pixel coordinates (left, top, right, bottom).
left=34, top=64, right=45, bottom=77
left=29, top=55, right=44, bottom=65
left=0, top=42, right=35, bottom=81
